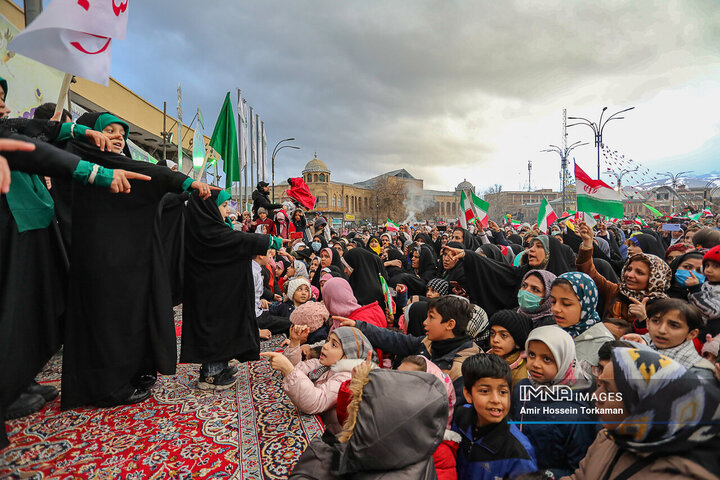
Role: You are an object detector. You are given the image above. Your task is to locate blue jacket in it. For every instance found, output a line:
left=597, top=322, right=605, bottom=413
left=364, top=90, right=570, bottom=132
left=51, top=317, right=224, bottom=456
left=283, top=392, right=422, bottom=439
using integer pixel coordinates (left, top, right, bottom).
left=452, top=405, right=537, bottom=480
left=510, top=378, right=599, bottom=478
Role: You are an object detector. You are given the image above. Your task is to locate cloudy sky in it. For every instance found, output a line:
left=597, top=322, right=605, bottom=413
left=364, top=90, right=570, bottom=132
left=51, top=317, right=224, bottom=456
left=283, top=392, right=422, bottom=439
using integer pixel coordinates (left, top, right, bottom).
left=27, top=0, right=720, bottom=192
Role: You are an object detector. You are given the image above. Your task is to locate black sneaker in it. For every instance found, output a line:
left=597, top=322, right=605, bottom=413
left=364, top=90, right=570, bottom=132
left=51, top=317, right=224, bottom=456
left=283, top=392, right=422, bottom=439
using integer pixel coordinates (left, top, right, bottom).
left=27, top=381, right=59, bottom=402
left=198, top=369, right=237, bottom=391
left=5, top=393, right=45, bottom=420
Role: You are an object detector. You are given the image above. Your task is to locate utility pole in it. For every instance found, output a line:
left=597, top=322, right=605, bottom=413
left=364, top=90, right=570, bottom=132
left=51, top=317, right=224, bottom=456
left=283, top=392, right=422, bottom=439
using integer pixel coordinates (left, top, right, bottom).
left=527, top=160, right=532, bottom=192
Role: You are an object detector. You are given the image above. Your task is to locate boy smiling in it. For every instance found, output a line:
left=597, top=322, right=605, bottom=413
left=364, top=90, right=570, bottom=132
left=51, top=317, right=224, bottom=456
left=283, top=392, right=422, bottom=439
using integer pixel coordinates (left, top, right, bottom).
left=452, top=354, right=537, bottom=480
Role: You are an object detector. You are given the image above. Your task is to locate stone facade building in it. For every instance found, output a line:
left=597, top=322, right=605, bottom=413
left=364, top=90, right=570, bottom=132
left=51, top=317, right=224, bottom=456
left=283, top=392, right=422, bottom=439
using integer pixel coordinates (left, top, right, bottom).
left=270, top=154, right=469, bottom=226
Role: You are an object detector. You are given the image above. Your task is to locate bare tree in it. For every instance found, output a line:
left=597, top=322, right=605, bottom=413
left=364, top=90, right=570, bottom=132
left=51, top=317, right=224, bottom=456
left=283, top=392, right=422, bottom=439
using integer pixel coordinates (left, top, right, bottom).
left=368, top=176, right=407, bottom=224
left=482, top=184, right=503, bottom=197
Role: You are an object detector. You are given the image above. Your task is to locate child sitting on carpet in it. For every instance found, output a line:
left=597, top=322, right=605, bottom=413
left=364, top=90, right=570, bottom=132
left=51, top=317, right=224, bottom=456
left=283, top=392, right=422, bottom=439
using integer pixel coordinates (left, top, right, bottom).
left=261, top=326, right=375, bottom=434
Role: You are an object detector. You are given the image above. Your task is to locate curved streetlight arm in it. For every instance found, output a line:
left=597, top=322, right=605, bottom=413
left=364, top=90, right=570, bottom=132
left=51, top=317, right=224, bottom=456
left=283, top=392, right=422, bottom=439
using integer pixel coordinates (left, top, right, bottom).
left=272, top=137, right=296, bottom=159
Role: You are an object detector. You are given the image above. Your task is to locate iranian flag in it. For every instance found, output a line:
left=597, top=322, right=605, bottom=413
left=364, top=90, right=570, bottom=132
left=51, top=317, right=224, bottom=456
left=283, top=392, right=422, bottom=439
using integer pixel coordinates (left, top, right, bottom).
left=634, top=217, right=648, bottom=227
left=575, top=162, right=624, bottom=219
left=459, top=189, right=489, bottom=229
left=385, top=219, right=399, bottom=232
left=536, top=198, right=557, bottom=233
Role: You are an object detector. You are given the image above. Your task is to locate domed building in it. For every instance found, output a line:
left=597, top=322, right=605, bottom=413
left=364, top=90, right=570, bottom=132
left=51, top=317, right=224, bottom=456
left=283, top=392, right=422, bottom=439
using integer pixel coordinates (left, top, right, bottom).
left=270, top=153, right=466, bottom=226
left=455, top=179, right=475, bottom=193
left=302, top=153, right=330, bottom=184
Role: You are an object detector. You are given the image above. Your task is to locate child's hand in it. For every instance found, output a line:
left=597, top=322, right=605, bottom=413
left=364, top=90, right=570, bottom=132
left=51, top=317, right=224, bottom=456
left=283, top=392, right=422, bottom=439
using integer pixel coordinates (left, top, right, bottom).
left=260, top=299, right=270, bottom=310
left=622, top=333, right=647, bottom=345
left=628, top=297, right=649, bottom=322
left=351, top=351, right=374, bottom=378
left=289, top=325, right=310, bottom=347
left=280, top=338, right=291, bottom=347
left=259, top=351, right=295, bottom=376
left=334, top=316, right=355, bottom=328
left=685, top=271, right=700, bottom=287
left=273, top=294, right=282, bottom=302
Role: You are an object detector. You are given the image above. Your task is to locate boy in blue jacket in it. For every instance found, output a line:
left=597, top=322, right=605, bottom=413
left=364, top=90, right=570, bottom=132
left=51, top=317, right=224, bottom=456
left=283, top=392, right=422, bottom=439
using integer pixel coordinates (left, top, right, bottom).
left=452, top=354, right=537, bottom=480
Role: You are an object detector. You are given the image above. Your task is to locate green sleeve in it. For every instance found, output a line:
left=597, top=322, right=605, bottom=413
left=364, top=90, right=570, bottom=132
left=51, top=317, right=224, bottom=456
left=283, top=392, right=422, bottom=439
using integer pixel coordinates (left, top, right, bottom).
left=71, top=160, right=114, bottom=188
left=57, top=123, right=90, bottom=142
left=181, top=177, right=194, bottom=191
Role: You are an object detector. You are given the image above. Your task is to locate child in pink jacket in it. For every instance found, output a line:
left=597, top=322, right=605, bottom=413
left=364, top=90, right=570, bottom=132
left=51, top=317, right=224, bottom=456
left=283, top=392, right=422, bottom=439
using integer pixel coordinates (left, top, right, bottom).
left=261, top=326, right=374, bottom=434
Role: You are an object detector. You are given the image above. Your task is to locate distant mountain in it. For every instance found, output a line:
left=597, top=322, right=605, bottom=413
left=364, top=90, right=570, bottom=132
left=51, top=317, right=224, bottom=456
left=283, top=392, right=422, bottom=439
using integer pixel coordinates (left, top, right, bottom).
left=634, top=172, right=720, bottom=190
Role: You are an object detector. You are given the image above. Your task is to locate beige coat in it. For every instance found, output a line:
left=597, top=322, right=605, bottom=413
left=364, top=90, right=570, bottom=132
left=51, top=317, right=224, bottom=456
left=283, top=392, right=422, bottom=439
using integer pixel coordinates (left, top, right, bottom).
left=562, top=430, right=719, bottom=480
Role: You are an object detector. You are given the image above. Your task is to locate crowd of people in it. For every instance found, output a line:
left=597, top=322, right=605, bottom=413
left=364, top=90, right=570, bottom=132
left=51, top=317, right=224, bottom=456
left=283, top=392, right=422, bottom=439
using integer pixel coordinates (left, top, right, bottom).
left=2, top=71, right=720, bottom=478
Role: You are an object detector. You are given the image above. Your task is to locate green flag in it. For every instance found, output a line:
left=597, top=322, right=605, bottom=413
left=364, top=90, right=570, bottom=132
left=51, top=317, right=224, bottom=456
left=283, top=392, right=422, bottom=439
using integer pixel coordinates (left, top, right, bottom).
left=643, top=203, right=663, bottom=218
left=209, top=92, right=239, bottom=190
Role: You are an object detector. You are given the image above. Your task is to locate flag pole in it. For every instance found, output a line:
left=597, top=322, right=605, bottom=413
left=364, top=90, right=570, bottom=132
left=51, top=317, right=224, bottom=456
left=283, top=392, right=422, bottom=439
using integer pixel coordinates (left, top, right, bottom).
left=237, top=88, right=245, bottom=201
left=249, top=106, right=255, bottom=200
left=255, top=112, right=260, bottom=186
left=198, top=146, right=215, bottom=181
left=53, top=73, right=72, bottom=118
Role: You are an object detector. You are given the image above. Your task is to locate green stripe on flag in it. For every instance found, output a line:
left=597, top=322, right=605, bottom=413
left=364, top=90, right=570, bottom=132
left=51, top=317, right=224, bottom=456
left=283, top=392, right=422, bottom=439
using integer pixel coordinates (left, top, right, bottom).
left=643, top=203, right=662, bottom=218
left=577, top=195, right=624, bottom=219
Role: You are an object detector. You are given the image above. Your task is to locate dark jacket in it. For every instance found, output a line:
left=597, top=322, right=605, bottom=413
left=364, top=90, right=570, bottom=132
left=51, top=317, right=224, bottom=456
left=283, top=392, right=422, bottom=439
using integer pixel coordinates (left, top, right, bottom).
left=251, top=188, right=282, bottom=217
left=290, top=369, right=447, bottom=480
left=510, top=378, right=599, bottom=478
left=452, top=405, right=537, bottom=480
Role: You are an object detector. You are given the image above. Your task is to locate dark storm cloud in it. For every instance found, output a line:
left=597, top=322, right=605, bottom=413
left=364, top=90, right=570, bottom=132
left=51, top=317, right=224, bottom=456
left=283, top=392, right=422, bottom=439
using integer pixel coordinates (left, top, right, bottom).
left=108, top=0, right=720, bottom=189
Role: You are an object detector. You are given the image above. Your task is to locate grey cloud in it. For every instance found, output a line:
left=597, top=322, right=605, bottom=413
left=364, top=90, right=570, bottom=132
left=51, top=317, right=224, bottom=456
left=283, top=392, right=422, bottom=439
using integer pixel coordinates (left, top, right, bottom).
left=106, top=0, right=720, bottom=189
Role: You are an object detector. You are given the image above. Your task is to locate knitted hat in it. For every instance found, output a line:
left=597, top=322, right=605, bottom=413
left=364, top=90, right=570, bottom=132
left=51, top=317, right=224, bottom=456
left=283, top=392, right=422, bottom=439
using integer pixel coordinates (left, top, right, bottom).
left=286, top=277, right=310, bottom=302
left=332, top=326, right=374, bottom=360
left=702, top=334, right=720, bottom=358
left=489, top=309, right=533, bottom=350
left=703, top=245, right=720, bottom=267
left=289, top=301, right=329, bottom=333
left=427, top=278, right=449, bottom=296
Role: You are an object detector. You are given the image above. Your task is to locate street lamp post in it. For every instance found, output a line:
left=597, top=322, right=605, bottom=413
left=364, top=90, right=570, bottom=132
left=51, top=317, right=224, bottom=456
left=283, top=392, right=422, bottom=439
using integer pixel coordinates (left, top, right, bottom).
left=541, top=140, right=587, bottom=213
left=704, top=180, right=720, bottom=209
left=568, top=106, right=634, bottom=179
left=271, top=138, right=299, bottom=203
left=659, top=171, right=693, bottom=213
left=606, top=165, right=639, bottom=190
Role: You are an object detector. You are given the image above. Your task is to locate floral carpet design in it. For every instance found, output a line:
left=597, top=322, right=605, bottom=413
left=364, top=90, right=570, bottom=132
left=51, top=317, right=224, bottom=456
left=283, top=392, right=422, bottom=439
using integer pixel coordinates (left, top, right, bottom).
left=0, top=308, right=323, bottom=479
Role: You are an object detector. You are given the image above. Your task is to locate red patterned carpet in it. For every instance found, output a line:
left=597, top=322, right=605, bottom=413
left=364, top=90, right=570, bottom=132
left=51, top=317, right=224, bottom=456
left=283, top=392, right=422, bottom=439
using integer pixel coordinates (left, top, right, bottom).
left=0, top=308, right=323, bottom=479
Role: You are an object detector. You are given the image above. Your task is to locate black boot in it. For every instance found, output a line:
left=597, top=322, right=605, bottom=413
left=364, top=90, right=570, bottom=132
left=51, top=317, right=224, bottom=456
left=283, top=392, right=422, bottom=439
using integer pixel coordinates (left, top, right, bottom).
left=27, top=380, right=59, bottom=402
left=5, top=393, right=45, bottom=420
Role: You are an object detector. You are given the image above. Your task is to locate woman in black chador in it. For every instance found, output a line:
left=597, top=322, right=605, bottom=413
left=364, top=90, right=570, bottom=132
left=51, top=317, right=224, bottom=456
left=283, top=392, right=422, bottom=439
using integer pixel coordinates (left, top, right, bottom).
left=60, top=112, right=215, bottom=409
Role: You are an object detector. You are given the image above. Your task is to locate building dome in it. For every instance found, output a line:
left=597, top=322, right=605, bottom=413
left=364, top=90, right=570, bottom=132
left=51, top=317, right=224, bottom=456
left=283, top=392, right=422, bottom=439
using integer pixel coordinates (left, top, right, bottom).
left=455, top=178, right=474, bottom=192
left=302, top=153, right=329, bottom=174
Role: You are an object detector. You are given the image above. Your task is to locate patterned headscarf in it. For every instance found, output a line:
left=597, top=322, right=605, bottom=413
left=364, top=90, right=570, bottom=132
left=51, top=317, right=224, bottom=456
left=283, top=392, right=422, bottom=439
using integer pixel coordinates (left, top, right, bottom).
left=609, top=347, right=720, bottom=453
left=518, top=269, right=557, bottom=323
left=556, top=272, right=601, bottom=337
left=618, top=253, right=671, bottom=303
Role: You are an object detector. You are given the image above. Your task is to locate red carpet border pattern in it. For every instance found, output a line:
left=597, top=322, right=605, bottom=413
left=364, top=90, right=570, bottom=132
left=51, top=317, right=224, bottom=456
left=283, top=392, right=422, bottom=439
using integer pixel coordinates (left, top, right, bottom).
left=0, top=308, right=324, bottom=479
